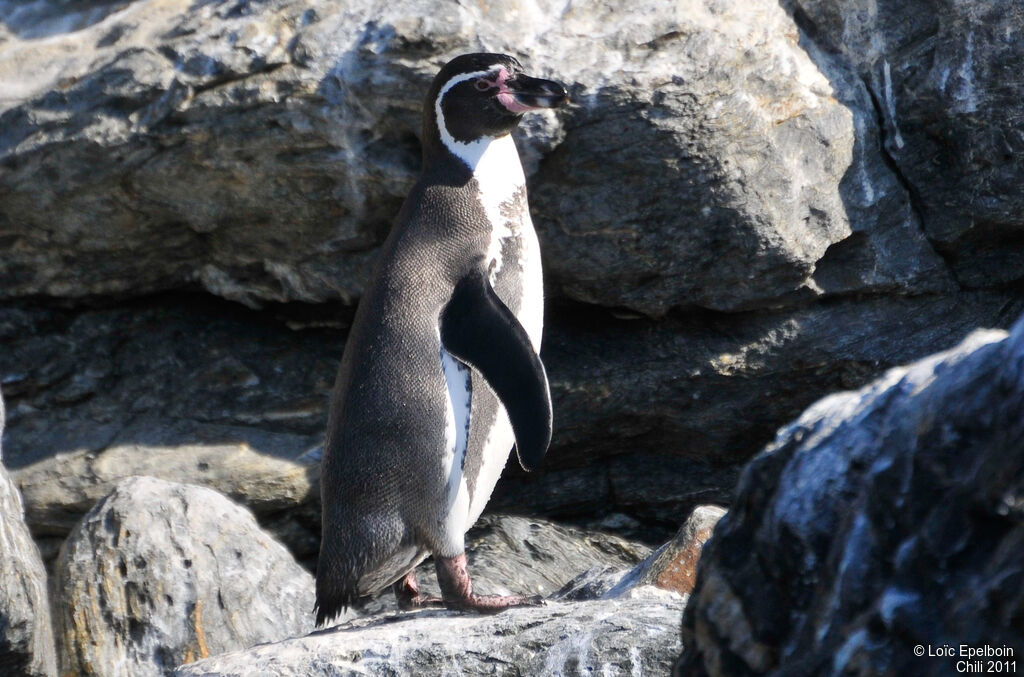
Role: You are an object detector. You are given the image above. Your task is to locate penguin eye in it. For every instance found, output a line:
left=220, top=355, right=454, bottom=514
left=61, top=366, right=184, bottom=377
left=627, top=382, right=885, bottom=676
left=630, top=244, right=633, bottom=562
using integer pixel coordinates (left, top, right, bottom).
left=474, top=79, right=491, bottom=91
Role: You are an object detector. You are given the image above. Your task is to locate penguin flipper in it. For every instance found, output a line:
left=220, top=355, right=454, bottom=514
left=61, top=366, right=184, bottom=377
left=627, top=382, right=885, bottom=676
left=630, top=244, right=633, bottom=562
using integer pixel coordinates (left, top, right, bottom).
left=440, top=268, right=552, bottom=472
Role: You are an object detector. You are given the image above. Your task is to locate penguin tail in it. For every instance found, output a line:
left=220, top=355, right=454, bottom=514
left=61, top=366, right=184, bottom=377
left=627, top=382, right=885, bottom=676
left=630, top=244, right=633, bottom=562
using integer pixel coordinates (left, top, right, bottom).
left=313, top=578, right=360, bottom=627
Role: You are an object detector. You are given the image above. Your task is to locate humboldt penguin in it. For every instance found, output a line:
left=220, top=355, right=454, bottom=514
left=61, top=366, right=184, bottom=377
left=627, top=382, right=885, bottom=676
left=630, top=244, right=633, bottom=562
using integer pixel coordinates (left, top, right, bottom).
left=315, top=53, right=567, bottom=623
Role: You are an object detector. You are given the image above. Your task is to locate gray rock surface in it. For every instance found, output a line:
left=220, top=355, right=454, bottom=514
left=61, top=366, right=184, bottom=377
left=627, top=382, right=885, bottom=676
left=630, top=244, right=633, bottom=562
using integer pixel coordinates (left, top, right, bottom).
left=174, top=587, right=685, bottom=676
left=553, top=505, right=726, bottom=603
left=677, top=314, right=1024, bottom=675
left=0, top=299, right=330, bottom=564
left=2, top=0, right=1024, bottom=621
left=783, top=0, right=1024, bottom=289
left=0, top=0, right=951, bottom=314
left=461, top=513, right=652, bottom=598
left=4, top=293, right=1020, bottom=563
left=0, top=388, right=58, bottom=677
left=343, top=513, right=652, bottom=619
left=54, top=476, right=315, bottom=677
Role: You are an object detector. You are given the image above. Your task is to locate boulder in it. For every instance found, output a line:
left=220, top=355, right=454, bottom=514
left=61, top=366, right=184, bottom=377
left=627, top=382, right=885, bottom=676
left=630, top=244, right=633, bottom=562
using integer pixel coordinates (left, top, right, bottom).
left=0, top=0, right=950, bottom=314
left=0, top=387, right=58, bottom=677
left=783, top=0, right=1024, bottom=288
left=328, top=513, right=653, bottom=618
left=54, top=476, right=315, bottom=676
left=174, top=588, right=685, bottom=676
left=3, top=292, right=1021, bottom=563
left=677, top=314, right=1024, bottom=675
left=553, top=505, right=726, bottom=602
left=0, top=300, right=330, bottom=564
left=607, top=505, right=726, bottom=597
left=460, top=513, right=651, bottom=596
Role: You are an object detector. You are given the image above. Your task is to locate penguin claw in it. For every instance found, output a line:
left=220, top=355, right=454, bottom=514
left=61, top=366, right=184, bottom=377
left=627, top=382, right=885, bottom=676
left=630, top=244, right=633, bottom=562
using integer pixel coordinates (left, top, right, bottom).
left=398, top=594, right=446, bottom=611
left=393, top=572, right=445, bottom=611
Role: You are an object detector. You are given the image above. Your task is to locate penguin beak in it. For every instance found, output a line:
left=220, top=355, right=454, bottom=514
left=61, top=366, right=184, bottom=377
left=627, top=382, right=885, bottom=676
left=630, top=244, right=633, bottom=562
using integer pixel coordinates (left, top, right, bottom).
left=499, top=74, right=569, bottom=112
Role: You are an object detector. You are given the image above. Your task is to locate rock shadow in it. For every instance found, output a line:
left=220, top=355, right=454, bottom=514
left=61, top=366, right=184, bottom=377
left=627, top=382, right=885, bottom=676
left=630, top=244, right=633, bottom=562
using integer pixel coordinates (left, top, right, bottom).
left=0, top=292, right=345, bottom=564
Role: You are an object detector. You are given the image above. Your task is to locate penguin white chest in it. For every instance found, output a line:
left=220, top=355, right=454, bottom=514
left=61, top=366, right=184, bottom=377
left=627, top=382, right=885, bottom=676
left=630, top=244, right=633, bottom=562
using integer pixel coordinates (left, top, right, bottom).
left=471, top=136, right=526, bottom=283
left=438, top=134, right=545, bottom=541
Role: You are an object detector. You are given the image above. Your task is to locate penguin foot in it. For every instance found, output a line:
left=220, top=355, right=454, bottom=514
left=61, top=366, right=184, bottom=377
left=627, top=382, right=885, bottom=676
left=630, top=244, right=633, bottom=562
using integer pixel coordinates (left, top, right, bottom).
left=393, top=572, right=445, bottom=611
left=435, top=553, right=542, bottom=613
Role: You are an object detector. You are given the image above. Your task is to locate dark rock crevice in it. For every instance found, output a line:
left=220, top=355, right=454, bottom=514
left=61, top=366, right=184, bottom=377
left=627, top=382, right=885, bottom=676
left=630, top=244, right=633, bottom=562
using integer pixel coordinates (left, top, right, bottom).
left=780, top=0, right=961, bottom=298
left=858, top=72, right=957, bottom=285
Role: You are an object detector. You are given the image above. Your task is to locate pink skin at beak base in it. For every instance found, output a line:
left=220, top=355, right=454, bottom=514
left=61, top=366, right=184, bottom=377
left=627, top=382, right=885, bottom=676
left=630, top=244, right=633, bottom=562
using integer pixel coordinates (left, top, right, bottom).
left=497, top=91, right=538, bottom=113
left=481, top=67, right=547, bottom=113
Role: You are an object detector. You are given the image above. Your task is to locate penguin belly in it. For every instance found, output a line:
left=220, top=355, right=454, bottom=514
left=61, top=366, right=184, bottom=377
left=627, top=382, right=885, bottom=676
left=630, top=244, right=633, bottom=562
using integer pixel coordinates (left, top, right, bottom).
left=453, top=211, right=545, bottom=534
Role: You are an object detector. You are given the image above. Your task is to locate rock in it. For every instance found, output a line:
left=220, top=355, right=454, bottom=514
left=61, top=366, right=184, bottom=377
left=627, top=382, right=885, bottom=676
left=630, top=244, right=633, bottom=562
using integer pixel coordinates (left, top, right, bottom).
left=493, top=291, right=1024, bottom=525
left=0, top=299, right=331, bottom=565
left=553, top=505, right=726, bottom=602
left=0, top=0, right=951, bottom=315
left=462, top=513, right=652, bottom=597
left=339, top=513, right=652, bottom=617
left=15, top=417, right=320, bottom=535
left=530, top=0, right=951, bottom=314
left=3, top=292, right=1022, bottom=562
left=608, top=505, right=726, bottom=597
left=54, top=476, right=315, bottom=676
left=174, top=588, right=685, bottom=676
left=677, top=313, right=1024, bottom=675
left=0, top=388, right=58, bottom=677
left=783, top=0, right=1024, bottom=289
left=552, top=567, right=632, bottom=602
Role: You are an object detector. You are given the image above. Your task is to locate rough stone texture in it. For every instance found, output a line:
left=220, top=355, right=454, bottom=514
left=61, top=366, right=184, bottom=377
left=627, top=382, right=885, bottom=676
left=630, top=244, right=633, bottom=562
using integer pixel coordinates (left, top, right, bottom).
left=166, top=512, right=668, bottom=674
left=4, top=293, right=1020, bottom=562
left=529, top=2, right=952, bottom=314
left=54, top=476, right=315, bottom=677
left=784, top=0, right=1024, bottom=289
left=0, top=299, right=331, bottom=564
left=460, top=513, right=652, bottom=598
left=174, top=588, right=685, bottom=676
left=677, top=314, right=1024, bottom=676
left=608, top=505, right=726, bottom=597
left=0, top=0, right=951, bottom=315
left=552, top=505, right=726, bottom=603
left=2, top=0, right=1024, bottom=607
left=344, top=513, right=652, bottom=618
left=0, top=388, right=58, bottom=677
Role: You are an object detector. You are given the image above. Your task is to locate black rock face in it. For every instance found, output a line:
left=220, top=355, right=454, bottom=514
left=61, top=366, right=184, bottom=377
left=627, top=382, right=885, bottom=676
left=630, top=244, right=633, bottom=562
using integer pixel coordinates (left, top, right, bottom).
left=678, top=315, right=1024, bottom=676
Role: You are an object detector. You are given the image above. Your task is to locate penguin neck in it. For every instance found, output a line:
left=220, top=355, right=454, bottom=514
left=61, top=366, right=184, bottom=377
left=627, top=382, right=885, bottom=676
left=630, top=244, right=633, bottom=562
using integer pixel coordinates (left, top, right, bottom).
left=425, top=125, right=523, bottom=190
left=449, top=134, right=525, bottom=199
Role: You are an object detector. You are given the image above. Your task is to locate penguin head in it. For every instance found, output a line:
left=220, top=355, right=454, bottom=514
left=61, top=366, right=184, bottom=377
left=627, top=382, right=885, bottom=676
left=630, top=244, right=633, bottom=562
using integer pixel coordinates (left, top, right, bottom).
left=424, top=53, right=568, bottom=162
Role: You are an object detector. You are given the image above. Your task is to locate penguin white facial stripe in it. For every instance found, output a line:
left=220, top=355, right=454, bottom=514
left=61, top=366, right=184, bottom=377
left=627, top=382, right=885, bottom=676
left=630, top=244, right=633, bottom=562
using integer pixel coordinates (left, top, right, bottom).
left=434, top=67, right=505, bottom=170
left=434, top=66, right=527, bottom=285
